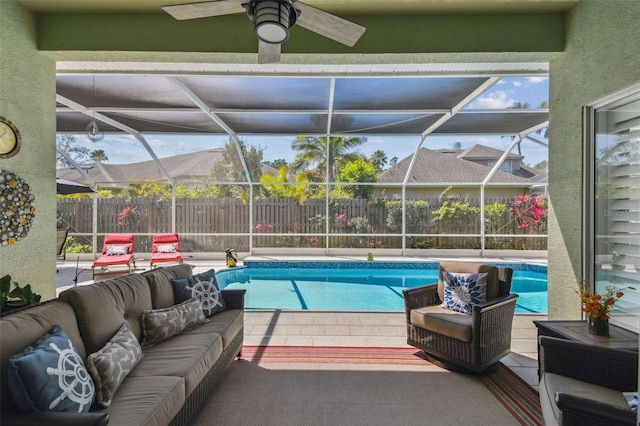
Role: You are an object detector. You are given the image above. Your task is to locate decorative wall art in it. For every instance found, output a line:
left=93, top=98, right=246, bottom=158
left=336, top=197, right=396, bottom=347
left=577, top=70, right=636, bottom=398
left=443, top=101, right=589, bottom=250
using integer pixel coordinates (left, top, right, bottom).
left=0, top=169, right=36, bottom=246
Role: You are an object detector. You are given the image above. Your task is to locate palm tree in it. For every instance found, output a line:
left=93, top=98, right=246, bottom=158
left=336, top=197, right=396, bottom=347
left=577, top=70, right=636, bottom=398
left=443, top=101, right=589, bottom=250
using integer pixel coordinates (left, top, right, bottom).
left=90, top=149, right=109, bottom=163
left=291, top=136, right=367, bottom=182
left=368, top=150, right=388, bottom=173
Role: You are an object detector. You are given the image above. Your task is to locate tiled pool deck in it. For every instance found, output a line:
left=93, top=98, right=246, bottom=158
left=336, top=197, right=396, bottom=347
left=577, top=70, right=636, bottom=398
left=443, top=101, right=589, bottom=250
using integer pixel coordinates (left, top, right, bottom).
left=56, top=255, right=545, bottom=390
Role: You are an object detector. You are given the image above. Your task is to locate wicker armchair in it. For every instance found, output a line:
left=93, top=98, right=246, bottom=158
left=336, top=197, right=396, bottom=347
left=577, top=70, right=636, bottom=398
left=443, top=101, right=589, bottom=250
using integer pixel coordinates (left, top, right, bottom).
left=402, top=261, right=518, bottom=373
left=539, top=335, right=637, bottom=426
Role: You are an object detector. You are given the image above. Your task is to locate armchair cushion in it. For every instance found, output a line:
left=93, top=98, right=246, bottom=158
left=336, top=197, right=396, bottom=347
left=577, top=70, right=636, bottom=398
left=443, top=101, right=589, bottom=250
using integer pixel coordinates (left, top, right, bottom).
left=540, top=372, right=631, bottom=425
left=410, top=305, right=473, bottom=342
left=440, top=271, right=487, bottom=314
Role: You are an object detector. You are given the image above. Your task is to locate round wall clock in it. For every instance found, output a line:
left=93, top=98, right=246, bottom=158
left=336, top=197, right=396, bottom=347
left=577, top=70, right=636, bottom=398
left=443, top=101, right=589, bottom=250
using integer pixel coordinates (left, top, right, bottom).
left=0, top=117, right=22, bottom=159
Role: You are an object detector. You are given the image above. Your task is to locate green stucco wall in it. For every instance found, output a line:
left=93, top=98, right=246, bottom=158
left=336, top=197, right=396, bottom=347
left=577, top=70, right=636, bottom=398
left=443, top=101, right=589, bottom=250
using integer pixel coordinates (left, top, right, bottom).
left=0, top=1, right=57, bottom=301
left=547, top=0, right=640, bottom=320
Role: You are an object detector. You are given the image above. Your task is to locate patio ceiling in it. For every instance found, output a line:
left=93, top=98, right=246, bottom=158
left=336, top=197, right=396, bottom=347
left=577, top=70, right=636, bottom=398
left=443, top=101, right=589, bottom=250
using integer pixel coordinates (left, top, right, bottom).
left=56, top=72, right=549, bottom=138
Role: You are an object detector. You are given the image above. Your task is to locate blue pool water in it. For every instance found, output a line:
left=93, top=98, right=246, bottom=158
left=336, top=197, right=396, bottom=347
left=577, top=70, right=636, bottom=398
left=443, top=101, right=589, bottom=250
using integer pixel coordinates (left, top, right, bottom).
left=216, top=262, right=547, bottom=314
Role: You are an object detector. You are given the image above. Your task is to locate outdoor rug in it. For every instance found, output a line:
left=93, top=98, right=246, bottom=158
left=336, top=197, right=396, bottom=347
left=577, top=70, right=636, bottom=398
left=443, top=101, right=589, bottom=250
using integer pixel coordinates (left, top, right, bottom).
left=192, top=346, right=542, bottom=426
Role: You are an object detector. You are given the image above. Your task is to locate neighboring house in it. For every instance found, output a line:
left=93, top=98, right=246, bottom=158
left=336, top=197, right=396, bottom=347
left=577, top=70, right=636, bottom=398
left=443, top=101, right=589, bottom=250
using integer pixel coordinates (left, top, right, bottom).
left=376, top=145, right=545, bottom=199
left=57, top=148, right=278, bottom=189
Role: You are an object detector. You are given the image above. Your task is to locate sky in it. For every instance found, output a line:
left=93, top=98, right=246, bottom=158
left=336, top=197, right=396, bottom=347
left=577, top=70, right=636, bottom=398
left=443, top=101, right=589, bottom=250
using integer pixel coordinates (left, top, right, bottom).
left=62, top=76, right=549, bottom=169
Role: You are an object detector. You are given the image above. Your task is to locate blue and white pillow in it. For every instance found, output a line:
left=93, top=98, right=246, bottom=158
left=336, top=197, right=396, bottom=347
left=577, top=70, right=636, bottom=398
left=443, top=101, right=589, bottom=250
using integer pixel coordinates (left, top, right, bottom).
left=105, top=244, right=129, bottom=256
left=171, top=269, right=227, bottom=317
left=7, top=325, right=95, bottom=413
left=440, top=271, right=488, bottom=314
left=624, top=392, right=638, bottom=412
left=156, top=244, right=176, bottom=253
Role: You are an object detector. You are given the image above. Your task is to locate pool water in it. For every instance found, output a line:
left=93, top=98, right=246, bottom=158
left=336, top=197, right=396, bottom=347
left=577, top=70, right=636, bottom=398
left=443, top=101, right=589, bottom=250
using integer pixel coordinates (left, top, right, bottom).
left=217, top=264, right=547, bottom=314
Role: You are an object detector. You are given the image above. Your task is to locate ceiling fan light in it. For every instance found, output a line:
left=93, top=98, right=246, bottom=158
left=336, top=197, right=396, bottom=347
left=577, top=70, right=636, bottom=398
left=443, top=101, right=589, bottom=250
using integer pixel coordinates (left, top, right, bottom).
left=248, top=0, right=296, bottom=44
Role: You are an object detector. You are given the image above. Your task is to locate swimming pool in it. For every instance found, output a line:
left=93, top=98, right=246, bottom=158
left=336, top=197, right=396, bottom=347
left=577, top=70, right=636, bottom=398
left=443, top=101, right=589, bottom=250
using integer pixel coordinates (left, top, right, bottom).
left=216, top=261, right=547, bottom=314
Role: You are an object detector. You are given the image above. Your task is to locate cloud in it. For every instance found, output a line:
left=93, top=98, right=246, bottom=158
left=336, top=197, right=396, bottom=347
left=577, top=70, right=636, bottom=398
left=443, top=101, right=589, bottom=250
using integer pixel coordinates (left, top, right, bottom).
left=527, top=76, right=548, bottom=84
left=468, top=91, right=514, bottom=109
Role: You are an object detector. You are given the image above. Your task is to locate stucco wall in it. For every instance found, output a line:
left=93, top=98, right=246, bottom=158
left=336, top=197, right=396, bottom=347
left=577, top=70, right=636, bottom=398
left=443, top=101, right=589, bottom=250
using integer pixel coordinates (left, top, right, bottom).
left=0, top=1, right=57, bottom=301
left=548, top=0, right=640, bottom=319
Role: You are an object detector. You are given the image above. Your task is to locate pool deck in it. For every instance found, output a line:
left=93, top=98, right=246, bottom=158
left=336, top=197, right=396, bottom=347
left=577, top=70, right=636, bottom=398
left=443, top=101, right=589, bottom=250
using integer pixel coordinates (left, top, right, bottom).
left=56, top=255, right=545, bottom=390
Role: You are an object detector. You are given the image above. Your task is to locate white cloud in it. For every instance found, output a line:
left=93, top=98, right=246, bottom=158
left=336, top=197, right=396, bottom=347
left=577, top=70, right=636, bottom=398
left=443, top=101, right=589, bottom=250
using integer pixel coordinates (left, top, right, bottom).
left=527, top=76, right=547, bottom=84
left=513, top=81, right=522, bottom=87
left=468, top=91, right=514, bottom=109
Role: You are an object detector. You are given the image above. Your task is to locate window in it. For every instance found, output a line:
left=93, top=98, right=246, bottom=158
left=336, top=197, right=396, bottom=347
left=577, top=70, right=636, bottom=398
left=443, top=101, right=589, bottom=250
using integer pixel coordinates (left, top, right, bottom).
left=586, top=83, right=640, bottom=330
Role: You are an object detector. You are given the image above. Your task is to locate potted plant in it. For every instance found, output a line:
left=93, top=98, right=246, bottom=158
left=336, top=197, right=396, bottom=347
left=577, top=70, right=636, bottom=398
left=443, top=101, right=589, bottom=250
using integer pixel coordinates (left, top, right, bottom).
left=578, top=279, right=624, bottom=336
left=0, top=274, right=41, bottom=313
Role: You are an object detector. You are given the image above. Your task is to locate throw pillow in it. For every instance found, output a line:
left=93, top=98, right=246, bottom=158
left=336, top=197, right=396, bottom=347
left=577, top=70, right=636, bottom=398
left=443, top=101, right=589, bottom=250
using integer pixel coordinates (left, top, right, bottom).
left=105, top=244, right=129, bottom=256
left=141, top=298, right=208, bottom=348
left=171, top=269, right=227, bottom=317
left=440, top=271, right=488, bottom=314
left=156, top=244, right=177, bottom=253
left=624, top=392, right=638, bottom=412
left=86, top=323, right=143, bottom=408
left=7, top=325, right=95, bottom=413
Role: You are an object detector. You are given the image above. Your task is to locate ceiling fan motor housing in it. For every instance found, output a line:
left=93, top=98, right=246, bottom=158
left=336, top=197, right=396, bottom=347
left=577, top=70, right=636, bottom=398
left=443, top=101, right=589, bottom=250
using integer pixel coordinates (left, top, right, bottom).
left=247, top=0, right=298, bottom=44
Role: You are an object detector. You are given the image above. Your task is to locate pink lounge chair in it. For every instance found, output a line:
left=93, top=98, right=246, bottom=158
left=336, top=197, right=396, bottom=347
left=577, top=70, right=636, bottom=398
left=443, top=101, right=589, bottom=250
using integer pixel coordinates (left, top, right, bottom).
left=92, top=234, right=135, bottom=279
left=150, top=233, right=183, bottom=268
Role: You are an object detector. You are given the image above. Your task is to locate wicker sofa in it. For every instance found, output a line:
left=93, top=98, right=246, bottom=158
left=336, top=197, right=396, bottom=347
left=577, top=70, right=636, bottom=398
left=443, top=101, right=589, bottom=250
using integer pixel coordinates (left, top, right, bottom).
left=0, top=264, right=245, bottom=426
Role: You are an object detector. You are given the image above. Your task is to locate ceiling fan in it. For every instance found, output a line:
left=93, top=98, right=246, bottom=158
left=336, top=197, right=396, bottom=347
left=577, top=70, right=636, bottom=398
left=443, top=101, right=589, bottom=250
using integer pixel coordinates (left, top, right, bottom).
left=163, top=0, right=366, bottom=64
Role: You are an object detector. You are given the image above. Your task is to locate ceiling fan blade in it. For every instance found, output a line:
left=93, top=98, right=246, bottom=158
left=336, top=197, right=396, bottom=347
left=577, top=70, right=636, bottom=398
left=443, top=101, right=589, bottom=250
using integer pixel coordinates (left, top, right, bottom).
left=162, top=0, right=245, bottom=20
left=258, top=40, right=281, bottom=64
left=294, top=1, right=366, bottom=47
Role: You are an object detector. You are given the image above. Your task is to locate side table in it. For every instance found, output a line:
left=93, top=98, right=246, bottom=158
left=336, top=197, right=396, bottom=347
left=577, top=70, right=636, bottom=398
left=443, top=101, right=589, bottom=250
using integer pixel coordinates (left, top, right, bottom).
left=533, top=320, right=639, bottom=377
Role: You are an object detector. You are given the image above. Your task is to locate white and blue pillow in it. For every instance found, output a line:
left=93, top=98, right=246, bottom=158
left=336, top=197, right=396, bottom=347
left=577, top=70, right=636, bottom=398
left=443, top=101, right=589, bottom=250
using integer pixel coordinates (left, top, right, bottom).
left=624, top=392, right=638, bottom=412
left=156, top=244, right=177, bottom=253
left=440, top=271, right=488, bottom=314
left=7, top=325, right=95, bottom=413
left=171, top=269, right=227, bottom=317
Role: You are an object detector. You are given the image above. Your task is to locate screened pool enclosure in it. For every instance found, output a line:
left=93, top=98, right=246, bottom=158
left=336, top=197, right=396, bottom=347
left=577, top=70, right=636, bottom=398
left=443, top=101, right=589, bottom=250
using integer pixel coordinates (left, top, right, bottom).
left=55, top=68, right=549, bottom=256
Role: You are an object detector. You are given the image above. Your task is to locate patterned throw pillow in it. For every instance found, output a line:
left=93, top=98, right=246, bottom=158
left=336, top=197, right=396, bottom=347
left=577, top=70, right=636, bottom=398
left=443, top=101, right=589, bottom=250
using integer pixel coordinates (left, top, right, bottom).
left=7, top=325, right=95, bottom=413
left=171, top=269, right=227, bottom=317
left=156, top=244, right=177, bottom=253
left=105, top=245, right=129, bottom=256
left=624, top=392, right=638, bottom=412
left=440, top=271, right=488, bottom=314
left=87, top=323, right=143, bottom=408
left=140, top=298, right=208, bottom=348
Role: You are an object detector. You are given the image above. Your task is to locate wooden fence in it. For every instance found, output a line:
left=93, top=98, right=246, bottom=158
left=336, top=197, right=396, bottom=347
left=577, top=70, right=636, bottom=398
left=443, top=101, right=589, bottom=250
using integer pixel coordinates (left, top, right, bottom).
left=57, top=196, right=547, bottom=252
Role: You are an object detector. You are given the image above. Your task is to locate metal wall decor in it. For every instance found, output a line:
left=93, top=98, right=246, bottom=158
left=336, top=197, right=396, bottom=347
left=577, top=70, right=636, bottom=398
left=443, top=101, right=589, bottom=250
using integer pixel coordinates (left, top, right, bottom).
left=0, top=169, right=36, bottom=246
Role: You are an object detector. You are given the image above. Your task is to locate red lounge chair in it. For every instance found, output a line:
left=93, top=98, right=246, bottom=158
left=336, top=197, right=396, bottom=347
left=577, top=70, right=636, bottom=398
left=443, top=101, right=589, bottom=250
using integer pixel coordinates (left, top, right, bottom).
left=92, top=234, right=135, bottom=279
left=150, top=233, right=183, bottom=268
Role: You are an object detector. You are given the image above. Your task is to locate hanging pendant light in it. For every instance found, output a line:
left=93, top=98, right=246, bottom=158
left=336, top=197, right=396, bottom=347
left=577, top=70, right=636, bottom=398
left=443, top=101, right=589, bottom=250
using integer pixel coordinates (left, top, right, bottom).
left=86, top=75, right=104, bottom=143
left=246, top=0, right=298, bottom=44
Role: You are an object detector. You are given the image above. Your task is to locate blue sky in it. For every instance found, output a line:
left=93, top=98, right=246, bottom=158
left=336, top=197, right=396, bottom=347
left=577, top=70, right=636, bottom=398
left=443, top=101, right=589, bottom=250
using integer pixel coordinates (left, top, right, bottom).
left=66, top=76, right=549, bottom=168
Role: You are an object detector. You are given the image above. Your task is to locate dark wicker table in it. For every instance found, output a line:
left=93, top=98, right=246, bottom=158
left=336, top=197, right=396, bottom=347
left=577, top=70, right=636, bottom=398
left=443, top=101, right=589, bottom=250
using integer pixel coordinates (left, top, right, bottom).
left=533, top=320, right=639, bottom=377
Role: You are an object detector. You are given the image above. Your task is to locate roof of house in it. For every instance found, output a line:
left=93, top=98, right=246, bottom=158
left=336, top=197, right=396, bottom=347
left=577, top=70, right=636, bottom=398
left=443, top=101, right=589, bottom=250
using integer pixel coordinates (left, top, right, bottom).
left=454, top=144, right=524, bottom=161
left=378, top=147, right=533, bottom=184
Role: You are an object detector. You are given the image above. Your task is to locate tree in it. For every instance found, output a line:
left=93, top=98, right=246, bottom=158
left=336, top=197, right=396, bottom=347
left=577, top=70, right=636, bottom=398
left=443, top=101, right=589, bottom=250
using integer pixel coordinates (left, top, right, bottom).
left=368, top=150, right=388, bottom=173
left=210, top=138, right=265, bottom=199
left=260, top=165, right=308, bottom=203
left=56, top=135, right=90, bottom=168
left=90, top=149, right=109, bottom=163
left=533, top=160, right=548, bottom=171
left=389, top=156, right=399, bottom=167
left=264, top=159, right=288, bottom=170
left=291, top=135, right=367, bottom=183
left=337, top=158, right=377, bottom=199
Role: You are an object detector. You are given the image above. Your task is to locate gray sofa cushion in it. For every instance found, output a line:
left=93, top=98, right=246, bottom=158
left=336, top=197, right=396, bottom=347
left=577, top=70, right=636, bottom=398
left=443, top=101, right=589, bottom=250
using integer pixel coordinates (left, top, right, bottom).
left=129, top=332, right=223, bottom=397
left=410, top=304, right=473, bottom=342
left=185, top=309, right=243, bottom=349
left=59, top=274, right=153, bottom=355
left=93, top=376, right=185, bottom=426
left=0, top=300, right=85, bottom=413
left=144, top=264, right=195, bottom=309
left=539, top=372, right=631, bottom=426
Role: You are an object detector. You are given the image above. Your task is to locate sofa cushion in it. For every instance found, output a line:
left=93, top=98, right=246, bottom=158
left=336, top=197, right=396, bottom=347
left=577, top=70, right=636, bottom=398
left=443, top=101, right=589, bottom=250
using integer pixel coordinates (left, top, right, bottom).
left=59, top=274, right=153, bottom=355
left=440, top=271, right=487, bottom=314
left=7, top=325, right=95, bottom=414
left=0, top=301, right=85, bottom=413
left=184, top=309, right=243, bottom=349
left=141, top=298, right=208, bottom=348
left=143, top=264, right=194, bottom=309
left=93, top=376, right=185, bottom=426
left=105, top=244, right=129, bottom=256
left=539, top=372, right=631, bottom=425
left=410, top=305, right=473, bottom=342
left=171, top=269, right=227, bottom=317
left=87, top=323, right=143, bottom=408
left=129, top=332, right=223, bottom=397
